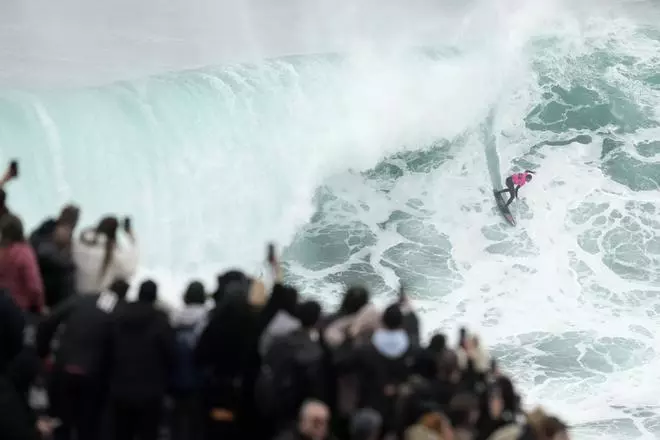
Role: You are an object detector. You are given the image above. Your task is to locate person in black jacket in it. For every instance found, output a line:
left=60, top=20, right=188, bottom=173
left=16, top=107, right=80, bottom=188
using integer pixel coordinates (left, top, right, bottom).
left=0, top=288, right=40, bottom=440
left=36, top=278, right=130, bottom=440
left=194, top=274, right=260, bottom=440
left=341, top=303, right=419, bottom=438
left=170, top=281, right=208, bottom=440
left=0, top=288, right=25, bottom=374
left=107, top=280, right=177, bottom=440
left=29, top=205, right=80, bottom=309
left=255, top=300, right=326, bottom=436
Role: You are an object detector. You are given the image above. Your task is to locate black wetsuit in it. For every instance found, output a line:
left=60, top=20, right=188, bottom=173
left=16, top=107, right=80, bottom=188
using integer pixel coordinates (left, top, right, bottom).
left=496, top=177, right=517, bottom=207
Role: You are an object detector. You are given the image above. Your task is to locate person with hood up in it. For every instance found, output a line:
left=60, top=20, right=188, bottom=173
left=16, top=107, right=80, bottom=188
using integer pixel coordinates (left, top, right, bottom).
left=170, top=281, right=208, bottom=440
left=107, top=280, right=177, bottom=440
left=72, top=215, right=138, bottom=295
left=30, top=204, right=80, bottom=308
left=341, top=303, right=419, bottom=438
left=36, top=279, right=130, bottom=440
left=0, top=214, right=45, bottom=315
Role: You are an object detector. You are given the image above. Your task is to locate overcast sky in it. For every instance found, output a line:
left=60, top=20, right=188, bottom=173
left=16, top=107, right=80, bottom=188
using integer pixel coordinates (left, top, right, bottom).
left=0, top=0, right=477, bottom=88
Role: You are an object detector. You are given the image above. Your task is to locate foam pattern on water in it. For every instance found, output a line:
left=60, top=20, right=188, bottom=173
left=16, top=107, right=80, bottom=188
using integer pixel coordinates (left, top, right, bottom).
left=283, top=11, right=660, bottom=440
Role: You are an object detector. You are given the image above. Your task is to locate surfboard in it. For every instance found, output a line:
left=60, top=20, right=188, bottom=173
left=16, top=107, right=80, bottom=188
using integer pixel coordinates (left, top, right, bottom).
left=493, top=190, right=516, bottom=226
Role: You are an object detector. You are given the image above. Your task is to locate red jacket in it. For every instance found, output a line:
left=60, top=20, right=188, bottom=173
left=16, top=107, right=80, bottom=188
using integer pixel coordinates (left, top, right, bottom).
left=0, top=242, right=45, bottom=313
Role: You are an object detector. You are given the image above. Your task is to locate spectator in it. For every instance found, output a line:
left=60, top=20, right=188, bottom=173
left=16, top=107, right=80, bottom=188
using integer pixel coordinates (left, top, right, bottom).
left=0, top=214, right=45, bottom=315
left=170, top=281, right=208, bottom=440
left=0, top=287, right=40, bottom=440
left=274, top=399, right=336, bottom=440
left=255, top=299, right=326, bottom=433
left=349, top=408, right=382, bottom=440
left=194, top=272, right=260, bottom=440
left=73, top=216, right=138, bottom=294
left=259, top=284, right=300, bottom=357
left=30, top=204, right=80, bottom=308
left=341, top=303, right=420, bottom=438
left=108, top=280, right=177, bottom=440
left=0, top=161, right=18, bottom=226
left=36, top=279, right=130, bottom=440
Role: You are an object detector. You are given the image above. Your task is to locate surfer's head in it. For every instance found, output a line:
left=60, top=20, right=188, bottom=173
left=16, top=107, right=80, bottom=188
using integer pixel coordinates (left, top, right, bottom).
left=525, top=173, right=533, bottom=182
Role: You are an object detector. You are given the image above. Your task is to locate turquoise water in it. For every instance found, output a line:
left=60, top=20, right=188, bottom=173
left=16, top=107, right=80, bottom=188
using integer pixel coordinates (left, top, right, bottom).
left=1, top=6, right=660, bottom=440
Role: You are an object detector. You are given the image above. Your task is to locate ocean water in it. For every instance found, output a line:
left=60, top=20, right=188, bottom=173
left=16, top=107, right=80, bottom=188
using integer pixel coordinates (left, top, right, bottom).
left=1, top=1, right=660, bottom=439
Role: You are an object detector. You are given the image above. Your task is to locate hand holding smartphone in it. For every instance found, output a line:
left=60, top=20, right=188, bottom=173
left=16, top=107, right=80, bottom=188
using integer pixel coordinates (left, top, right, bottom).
left=9, top=160, right=18, bottom=178
left=267, top=243, right=276, bottom=265
left=266, top=242, right=283, bottom=283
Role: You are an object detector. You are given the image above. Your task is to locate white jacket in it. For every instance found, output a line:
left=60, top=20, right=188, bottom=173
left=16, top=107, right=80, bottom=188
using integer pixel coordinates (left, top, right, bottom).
left=72, top=228, right=139, bottom=294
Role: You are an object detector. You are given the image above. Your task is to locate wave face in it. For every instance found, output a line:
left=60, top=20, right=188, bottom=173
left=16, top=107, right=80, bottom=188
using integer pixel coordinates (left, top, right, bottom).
left=1, top=1, right=660, bottom=439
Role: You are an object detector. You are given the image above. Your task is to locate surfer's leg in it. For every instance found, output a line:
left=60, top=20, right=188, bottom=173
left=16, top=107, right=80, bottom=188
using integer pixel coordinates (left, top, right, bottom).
left=505, top=191, right=515, bottom=207
left=497, top=177, right=515, bottom=196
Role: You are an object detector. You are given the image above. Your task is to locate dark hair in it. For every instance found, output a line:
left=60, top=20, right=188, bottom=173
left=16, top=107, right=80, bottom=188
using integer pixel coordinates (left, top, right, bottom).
left=448, top=392, right=479, bottom=428
left=280, top=285, right=299, bottom=315
left=58, top=204, right=80, bottom=228
left=382, top=304, right=403, bottom=330
left=413, top=351, right=438, bottom=379
left=350, top=408, right=382, bottom=440
left=138, top=280, right=158, bottom=303
left=429, top=333, right=447, bottom=353
left=109, top=279, right=130, bottom=300
left=496, top=376, right=519, bottom=414
left=184, top=281, right=206, bottom=305
left=96, top=216, right=119, bottom=279
left=542, top=416, right=568, bottom=438
left=0, top=214, right=25, bottom=246
left=526, top=174, right=533, bottom=182
left=338, top=286, right=369, bottom=316
left=214, top=270, right=249, bottom=304
left=438, top=349, right=460, bottom=381
left=297, top=300, right=322, bottom=328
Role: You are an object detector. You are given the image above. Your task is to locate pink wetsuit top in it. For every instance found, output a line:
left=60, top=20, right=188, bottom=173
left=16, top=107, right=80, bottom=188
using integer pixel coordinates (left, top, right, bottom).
left=512, top=173, right=528, bottom=187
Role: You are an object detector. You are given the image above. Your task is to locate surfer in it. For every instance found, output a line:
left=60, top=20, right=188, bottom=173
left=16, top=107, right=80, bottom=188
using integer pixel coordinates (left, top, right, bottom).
left=496, top=170, right=535, bottom=207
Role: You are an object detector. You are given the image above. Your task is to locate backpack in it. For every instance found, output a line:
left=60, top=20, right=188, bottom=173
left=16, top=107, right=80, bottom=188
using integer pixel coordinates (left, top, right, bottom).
left=172, top=324, right=202, bottom=393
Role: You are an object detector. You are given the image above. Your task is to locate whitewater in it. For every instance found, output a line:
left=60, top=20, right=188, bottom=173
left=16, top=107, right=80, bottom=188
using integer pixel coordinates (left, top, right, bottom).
left=1, top=0, right=660, bottom=438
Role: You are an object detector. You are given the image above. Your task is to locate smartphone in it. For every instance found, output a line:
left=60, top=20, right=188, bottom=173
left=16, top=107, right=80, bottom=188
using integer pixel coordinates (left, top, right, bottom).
left=267, top=243, right=276, bottom=264
left=9, top=160, right=18, bottom=178
left=123, top=217, right=131, bottom=231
